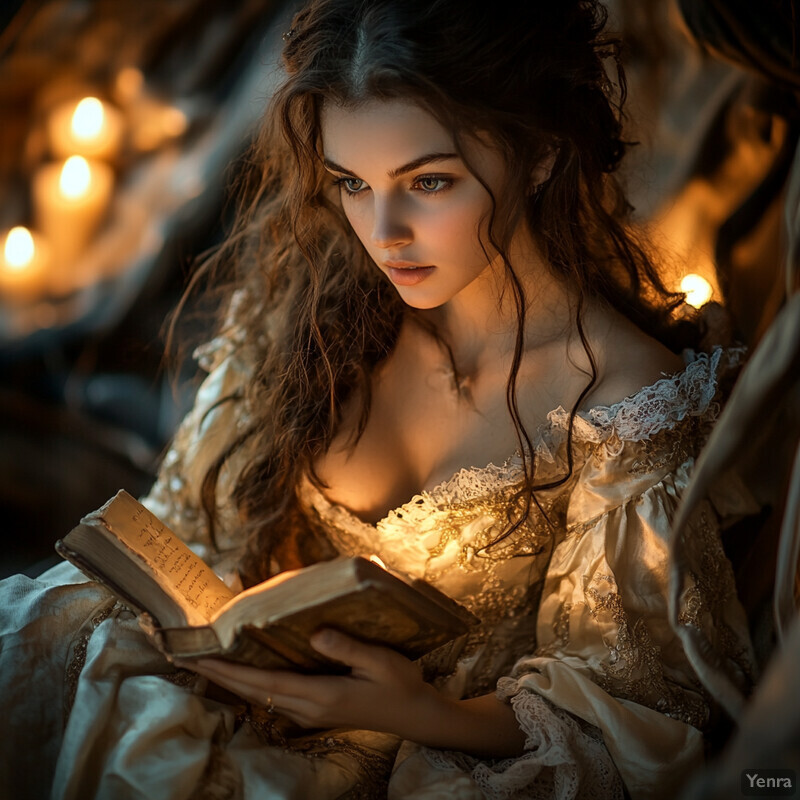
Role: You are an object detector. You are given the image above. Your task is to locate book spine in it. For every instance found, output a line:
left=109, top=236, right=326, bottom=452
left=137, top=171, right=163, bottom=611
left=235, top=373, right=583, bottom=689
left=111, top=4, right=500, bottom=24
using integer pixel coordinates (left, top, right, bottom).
left=55, top=538, right=148, bottom=617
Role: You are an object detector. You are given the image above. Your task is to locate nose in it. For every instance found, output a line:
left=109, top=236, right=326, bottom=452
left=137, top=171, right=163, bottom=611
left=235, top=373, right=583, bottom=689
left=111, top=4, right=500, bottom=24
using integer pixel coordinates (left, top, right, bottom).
left=370, top=195, right=412, bottom=249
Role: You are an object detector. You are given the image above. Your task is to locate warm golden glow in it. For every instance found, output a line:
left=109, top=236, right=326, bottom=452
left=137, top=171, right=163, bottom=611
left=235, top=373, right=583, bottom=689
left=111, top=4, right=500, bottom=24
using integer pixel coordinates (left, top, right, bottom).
left=59, top=156, right=91, bottom=199
left=680, top=273, right=713, bottom=308
left=162, top=107, right=188, bottom=137
left=4, top=227, right=35, bottom=271
left=369, top=554, right=388, bottom=570
left=115, top=67, right=144, bottom=102
left=71, top=97, right=105, bottom=140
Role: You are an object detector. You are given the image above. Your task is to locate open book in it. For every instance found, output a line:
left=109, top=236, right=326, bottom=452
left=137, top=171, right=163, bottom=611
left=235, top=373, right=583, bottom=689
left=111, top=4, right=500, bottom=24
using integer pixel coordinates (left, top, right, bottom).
left=56, top=490, right=477, bottom=671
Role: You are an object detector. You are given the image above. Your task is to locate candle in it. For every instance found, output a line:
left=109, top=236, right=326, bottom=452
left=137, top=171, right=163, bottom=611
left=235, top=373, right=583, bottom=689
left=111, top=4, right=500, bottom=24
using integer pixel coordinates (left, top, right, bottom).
left=680, top=273, right=714, bottom=308
left=48, top=96, right=124, bottom=161
left=32, top=156, right=114, bottom=294
left=0, top=227, right=50, bottom=302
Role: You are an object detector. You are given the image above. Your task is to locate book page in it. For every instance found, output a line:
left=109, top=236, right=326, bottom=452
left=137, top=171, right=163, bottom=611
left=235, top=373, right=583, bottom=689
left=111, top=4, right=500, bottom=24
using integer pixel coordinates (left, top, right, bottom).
left=102, top=492, right=235, bottom=622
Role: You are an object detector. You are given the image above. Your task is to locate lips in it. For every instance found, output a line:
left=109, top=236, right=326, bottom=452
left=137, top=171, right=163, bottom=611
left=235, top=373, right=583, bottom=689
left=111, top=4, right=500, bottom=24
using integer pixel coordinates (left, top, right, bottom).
left=383, top=262, right=435, bottom=286
left=384, top=260, right=426, bottom=269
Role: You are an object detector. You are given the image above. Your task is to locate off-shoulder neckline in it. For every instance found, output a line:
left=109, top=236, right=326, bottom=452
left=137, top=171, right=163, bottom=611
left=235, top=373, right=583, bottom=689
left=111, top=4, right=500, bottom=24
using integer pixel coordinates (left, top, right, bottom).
left=304, top=347, right=738, bottom=531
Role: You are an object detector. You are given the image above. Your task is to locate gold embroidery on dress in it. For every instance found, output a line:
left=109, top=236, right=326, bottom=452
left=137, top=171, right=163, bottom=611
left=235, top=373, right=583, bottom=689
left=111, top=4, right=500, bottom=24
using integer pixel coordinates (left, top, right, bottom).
left=239, top=706, right=399, bottom=796
left=676, top=509, right=755, bottom=686
left=64, top=600, right=119, bottom=724
left=628, top=421, right=698, bottom=476
left=541, top=602, right=573, bottom=653
left=187, top=717, right=243, bottom=800
left=585, top=583, right=710, bottom=728
left=239, top=705, right=291, bottom=747
left=161, top=668, right=203, bottom=689
left=292, top=734, right=399, bottom=799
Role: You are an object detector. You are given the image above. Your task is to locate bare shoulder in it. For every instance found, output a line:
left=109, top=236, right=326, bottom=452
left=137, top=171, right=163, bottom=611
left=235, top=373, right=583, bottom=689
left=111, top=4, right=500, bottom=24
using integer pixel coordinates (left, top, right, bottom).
left=582, top=310, right=684, bottom=410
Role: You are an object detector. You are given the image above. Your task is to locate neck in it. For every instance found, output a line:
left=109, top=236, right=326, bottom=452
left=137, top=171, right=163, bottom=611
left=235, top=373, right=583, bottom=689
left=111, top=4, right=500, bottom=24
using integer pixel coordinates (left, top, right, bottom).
left=421, top=235, right=575, bottom=374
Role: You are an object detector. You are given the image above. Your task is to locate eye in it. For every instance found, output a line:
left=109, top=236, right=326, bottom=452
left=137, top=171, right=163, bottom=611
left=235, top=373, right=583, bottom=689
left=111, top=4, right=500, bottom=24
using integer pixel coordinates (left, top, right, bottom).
left=333, top=177, right=368, bottom=196
left=413, top=176, right=452, bottom=193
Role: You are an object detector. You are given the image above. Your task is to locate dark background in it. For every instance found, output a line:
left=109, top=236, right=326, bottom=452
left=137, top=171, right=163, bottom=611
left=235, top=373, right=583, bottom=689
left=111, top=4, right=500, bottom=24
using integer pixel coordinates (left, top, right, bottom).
left=0, top=0, right=292, bottom=576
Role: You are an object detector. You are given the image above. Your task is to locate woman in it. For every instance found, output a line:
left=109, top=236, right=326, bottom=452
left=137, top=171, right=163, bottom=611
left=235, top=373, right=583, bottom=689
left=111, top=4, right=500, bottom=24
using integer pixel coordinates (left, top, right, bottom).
left=0, top=0, right=754, bottom=798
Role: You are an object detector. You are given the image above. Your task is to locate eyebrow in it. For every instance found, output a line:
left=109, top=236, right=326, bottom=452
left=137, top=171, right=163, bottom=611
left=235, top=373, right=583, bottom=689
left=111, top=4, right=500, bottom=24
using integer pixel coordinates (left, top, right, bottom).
left=323, top=151, right=459, bottom=179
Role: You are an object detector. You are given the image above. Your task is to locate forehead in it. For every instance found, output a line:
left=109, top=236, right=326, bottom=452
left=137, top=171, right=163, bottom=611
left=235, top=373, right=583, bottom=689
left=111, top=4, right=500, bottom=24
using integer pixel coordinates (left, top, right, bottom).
left=320, top=98, right=455, bottom=167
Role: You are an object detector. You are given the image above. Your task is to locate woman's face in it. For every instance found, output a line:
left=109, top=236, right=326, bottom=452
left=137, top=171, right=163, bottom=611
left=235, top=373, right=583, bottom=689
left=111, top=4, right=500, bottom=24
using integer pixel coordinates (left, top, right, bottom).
left=320, top=98, right=511, bottom=310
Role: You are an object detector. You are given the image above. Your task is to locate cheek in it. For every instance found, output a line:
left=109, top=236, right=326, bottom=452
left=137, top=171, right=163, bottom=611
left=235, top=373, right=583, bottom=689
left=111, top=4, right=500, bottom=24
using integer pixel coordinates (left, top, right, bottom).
left=434, top=201, right=491, bottom=257
left=341, top=203, right=373, bottom=246
left=436, top=208, right=478, bottom=241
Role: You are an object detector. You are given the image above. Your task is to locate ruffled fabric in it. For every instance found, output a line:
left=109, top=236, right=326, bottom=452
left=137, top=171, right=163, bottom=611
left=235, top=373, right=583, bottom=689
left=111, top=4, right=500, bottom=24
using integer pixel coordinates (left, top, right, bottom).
left=535, top=347, right=741, bottom=465
left=390, top=692, right=623, bottom=800
left=556, top=348, right=726, bottom=440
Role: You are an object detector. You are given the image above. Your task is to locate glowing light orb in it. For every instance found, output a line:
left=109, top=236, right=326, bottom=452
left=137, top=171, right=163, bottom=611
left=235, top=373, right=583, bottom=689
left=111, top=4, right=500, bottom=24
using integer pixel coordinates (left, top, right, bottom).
left=4, top=226, right=35, bottom=271
left=71, top=97, right=105, bottom=140
left=680, top=273, right=713, bottom=308
left=59, top=156, right=92, bottom=199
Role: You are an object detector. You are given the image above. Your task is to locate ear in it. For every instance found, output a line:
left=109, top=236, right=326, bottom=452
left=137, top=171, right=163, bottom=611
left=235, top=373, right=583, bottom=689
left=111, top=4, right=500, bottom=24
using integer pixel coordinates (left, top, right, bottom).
left=529, top=148, right=557, bottom=194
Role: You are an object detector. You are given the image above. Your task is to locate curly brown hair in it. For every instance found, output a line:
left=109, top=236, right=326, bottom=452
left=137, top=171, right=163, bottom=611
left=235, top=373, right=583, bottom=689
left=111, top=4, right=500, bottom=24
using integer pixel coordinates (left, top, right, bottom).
left=172, top=0, right=696, bottom=586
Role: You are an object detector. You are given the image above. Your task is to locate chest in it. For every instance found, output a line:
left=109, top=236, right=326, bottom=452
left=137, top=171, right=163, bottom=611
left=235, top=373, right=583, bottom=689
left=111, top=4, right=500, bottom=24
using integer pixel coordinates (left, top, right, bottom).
left=318, top=380, right=510, bottom=520
left=313, top=338, right=568, bottom=524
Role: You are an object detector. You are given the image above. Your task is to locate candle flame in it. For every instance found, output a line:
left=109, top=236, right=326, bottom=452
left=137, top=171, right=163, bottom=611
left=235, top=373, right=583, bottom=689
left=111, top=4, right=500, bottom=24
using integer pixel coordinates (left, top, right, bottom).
left=4, top=227, right=35, bottom=271
left=59, top=156, right=92, bottom=199
left=369, top=554, right=388, bottom=570
left=71, top=97, right=105, bottom=140
left=680, top=273, right=713, bottom=308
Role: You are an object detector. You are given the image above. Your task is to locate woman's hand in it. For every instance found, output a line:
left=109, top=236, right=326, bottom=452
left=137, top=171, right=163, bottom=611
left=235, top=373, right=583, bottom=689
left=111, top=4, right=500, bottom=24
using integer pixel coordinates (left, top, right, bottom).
left=177, top=629, right=526, bottom=757
left=176, top=629, right=444, bottom=735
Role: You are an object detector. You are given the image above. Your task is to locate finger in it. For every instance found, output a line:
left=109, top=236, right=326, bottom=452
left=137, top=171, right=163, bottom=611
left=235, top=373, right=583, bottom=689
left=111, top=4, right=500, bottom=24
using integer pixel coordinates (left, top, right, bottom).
left=176, top=660, right=267, bottom=703
left=190, top=659, right=349, bottom=707
left=200, top=672, right=264, bottom=705
left=310, top=629, right=401, bottom=675
left=186, top=663, right=348, bottom=727
left=185, top=661, right=293, bottom=711
left=192, top=659, right=270, bottom=683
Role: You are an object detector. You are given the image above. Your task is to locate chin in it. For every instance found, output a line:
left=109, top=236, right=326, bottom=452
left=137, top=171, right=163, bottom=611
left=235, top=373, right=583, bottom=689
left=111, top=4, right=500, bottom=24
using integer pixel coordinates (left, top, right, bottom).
left=394, top=288, right=449, bottom=310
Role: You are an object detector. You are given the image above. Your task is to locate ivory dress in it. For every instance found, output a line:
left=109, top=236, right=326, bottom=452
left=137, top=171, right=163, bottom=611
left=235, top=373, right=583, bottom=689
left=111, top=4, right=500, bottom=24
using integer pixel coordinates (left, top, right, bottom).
left=0, top=343, right=755, bottom=800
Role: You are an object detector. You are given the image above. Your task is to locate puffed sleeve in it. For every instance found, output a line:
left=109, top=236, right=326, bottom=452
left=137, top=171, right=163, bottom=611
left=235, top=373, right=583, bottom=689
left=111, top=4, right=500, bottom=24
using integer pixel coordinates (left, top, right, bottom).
left=390, top=436, right=755, bottom=800
left=491, top=454, right=755, bottom=800
left=140, top=322, right=253, bottom=576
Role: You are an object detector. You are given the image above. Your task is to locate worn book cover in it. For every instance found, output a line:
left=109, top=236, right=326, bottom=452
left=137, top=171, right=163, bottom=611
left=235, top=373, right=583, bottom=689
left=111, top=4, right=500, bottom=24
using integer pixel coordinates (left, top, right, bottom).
left=56, top=490, right=477, bottom=671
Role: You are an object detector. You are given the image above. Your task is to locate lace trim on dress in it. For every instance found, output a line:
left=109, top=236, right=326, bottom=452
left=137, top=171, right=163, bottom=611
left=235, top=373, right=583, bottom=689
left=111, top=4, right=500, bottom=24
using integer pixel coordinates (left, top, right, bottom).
left=420, top=690, right=623, bottom=800
left=540, top=347, right=741, bottom=453
left=302, top=458, right=531, bottom=552
left=304, top=348, right=736, bottom=535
